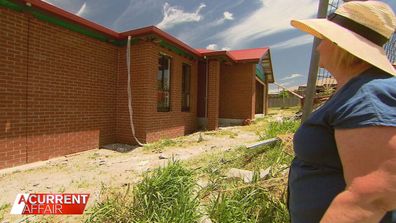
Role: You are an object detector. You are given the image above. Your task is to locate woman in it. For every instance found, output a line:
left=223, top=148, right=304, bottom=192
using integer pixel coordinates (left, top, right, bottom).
left=288, top=1, right=396, bottom=222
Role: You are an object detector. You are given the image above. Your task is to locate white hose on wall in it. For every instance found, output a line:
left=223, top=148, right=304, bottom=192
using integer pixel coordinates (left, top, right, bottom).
left=127, top=36, right=144, bottom=146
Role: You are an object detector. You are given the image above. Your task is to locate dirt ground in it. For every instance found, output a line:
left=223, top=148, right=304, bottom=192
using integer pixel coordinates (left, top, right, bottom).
left=0, top=126, right=260, bottom=223
left=0, top=107, right=299, bottom=222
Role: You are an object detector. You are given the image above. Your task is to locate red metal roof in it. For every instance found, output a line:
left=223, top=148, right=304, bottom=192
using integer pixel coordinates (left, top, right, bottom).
left=228, top=48, right=269, bottom=62
left=120, top=26, right=201, bottom=56
left=22, top=0, right=119, bottom=38
left=18, top=0, right=201, bottom=56
left=195, top=49, right=236, bottom=61
left=197, top=48, right=269, bottom=63
left=15, top=0, right=270, bottom=63
left=196, top=49, right=216, bottom=54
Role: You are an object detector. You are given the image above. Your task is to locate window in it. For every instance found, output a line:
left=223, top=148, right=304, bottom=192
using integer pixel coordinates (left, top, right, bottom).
left=157, top=54, right=171, bottom=112
left=181, top=63, right=191, bottom=112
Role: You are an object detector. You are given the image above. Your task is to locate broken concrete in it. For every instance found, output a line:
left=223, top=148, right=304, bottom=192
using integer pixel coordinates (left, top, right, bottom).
left=247, top=137, right=281, bottom=150
left=226, top=167, right=272, bottom=183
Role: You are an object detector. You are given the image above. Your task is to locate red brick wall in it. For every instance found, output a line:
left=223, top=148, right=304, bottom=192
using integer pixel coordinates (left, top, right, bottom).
left=117, top=41, right=198, bottom=143
left=116, top=42, right=151, bottom=144
left=0, top=8, right=118, bottom=169
left=0, top=8, right=29, bottom=168
left=207, top=60, right=220, bottom=130
left=219, top=63, right=256, bottom=120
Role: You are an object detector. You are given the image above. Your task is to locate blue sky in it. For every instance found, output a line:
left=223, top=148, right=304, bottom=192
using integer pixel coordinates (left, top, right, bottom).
left=43, top=0, right=396, bottom=92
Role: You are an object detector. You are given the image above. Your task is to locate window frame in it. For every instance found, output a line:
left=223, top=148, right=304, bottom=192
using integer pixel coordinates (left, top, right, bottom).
left=157, top=53, right=172, bottom=112
left=181, top=63, right=191, bottom=112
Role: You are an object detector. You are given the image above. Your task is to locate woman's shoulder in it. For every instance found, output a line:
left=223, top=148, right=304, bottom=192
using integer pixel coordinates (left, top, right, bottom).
left=329, top=68, right=396, bottom=128
left=353, top=69, right=396, bottom=106
left=347, top=68, right=396, bottom=95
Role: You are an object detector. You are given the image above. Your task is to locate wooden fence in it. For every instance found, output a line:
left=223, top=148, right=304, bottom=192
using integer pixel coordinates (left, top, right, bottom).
left=268, top=94, right=301, bottom=108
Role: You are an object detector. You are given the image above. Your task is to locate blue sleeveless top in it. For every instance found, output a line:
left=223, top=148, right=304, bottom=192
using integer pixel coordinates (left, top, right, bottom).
left=289, top=68, right=396, bottom=223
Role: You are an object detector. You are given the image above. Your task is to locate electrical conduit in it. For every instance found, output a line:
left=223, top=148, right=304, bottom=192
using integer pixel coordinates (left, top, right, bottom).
left=127, top=36, right=144, bottom=146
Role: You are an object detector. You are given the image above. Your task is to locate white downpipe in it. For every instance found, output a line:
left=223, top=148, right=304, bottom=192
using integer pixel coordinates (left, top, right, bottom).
left=127, top=36, right=144, bottom=146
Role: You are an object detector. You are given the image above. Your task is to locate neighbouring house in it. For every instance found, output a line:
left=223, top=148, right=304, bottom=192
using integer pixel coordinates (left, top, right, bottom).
left=0, top=0, right=274, bottom=169
left=196, top=48, right=274, bottom=127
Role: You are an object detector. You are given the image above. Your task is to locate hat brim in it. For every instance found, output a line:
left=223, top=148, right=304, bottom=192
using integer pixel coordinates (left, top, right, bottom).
left=291, top=18, right=396, bottom=76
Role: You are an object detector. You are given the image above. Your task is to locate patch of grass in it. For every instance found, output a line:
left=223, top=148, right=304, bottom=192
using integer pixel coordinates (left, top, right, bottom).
left=58, top=185, right=66, bottom=193
left=188, top=143, right=291, bottom=176
left=34, top=215, right=62, bottom=223
left=242, top=115, right=272, bottom=134
left=143, top=138, right=186, bottom=153
left=86, top=160, right=201, bottom=223
left=189, top=141, right=293, bottom=223
left=132, top=161, right=201, bottom=223
left=245, top=106, right=300, bottom=135
left=258, top=120, right=299, bottom=140
left=0, top=203, right=11, bottom=221
left=208, top=177, right=289, bottom=223
left=267, top=106, right=300, bottom=116
left=76, top=180, right=90, bottom=189
left=88, top=152, right=101, bottom=160
left=84, top=185, right=134, bottom=223
left=204, top=129, right=238, bottom=139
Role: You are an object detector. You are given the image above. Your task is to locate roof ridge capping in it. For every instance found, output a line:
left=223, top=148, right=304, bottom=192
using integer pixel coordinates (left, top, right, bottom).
left=22, top=0, right=119, bottom=38
left=119, top=26, right=202, bottom=56
left=14, top=0, right=201, bottom=56
left=7, top=0, right=269, bottom=61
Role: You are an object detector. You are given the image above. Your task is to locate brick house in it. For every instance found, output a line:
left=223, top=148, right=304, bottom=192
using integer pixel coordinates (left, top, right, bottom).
left=0, top=0, right=274, bottom=169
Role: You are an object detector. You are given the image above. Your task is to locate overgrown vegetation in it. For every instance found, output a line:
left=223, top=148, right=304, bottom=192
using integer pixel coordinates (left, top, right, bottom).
left=207, top=176, right=289, bottom=223
left=193, top=143, right=292, bottom=223
left=87, top=109, right=299, bottom=223
left=86, top=161, right=201, bottom=223
left=258, top=119, right=299, bottom=140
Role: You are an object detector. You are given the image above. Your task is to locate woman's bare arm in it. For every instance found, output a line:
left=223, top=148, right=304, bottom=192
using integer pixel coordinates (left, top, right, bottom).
left=321, top=126, right=396, bottom=223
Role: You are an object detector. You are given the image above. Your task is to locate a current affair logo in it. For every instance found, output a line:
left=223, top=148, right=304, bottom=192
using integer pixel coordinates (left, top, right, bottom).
left=10, top=193, right=90, bottom=215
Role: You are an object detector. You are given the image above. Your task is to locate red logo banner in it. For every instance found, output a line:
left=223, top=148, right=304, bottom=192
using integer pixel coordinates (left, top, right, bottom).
left=11, top=193, right=90, bottom=215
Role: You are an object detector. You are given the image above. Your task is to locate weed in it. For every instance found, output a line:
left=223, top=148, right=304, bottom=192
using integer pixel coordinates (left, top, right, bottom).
left=85, top=185, right=134, bottom=223
left=132, top=160, right=201, bottom=223
left=58, top=185, right=66, bottom=193
left=77, top=180, right=90, bottom=189
left=208, top=177, right=289, bottom=223
left=143, top=138, right=185, bottom=153
left=197, top=132, right=204, bottom=142
left=0, top=203, right=11, bottom=221
left=190, top=142, right=293, bottom=223
left=260, top=120, right=299, bottom=140
left=204, top=129, right=238, bottom=139
left=86, top=160, right=201, bottom=223
left=88, top=152, right=101, bottom=160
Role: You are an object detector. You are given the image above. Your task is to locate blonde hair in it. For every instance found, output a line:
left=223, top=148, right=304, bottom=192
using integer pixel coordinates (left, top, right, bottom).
left=333, top=45, right=366, bottom=69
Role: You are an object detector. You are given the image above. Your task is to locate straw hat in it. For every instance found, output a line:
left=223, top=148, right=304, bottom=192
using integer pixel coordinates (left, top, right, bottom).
left=291, top=1, right=396, bottom=75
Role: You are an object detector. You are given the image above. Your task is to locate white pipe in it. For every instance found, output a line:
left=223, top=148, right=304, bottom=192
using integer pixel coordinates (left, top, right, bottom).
left=127, top=36, right=144, bottom=146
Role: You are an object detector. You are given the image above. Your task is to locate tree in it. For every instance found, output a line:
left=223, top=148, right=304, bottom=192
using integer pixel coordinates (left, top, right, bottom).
left=279, top=90, right=290, bottom=108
